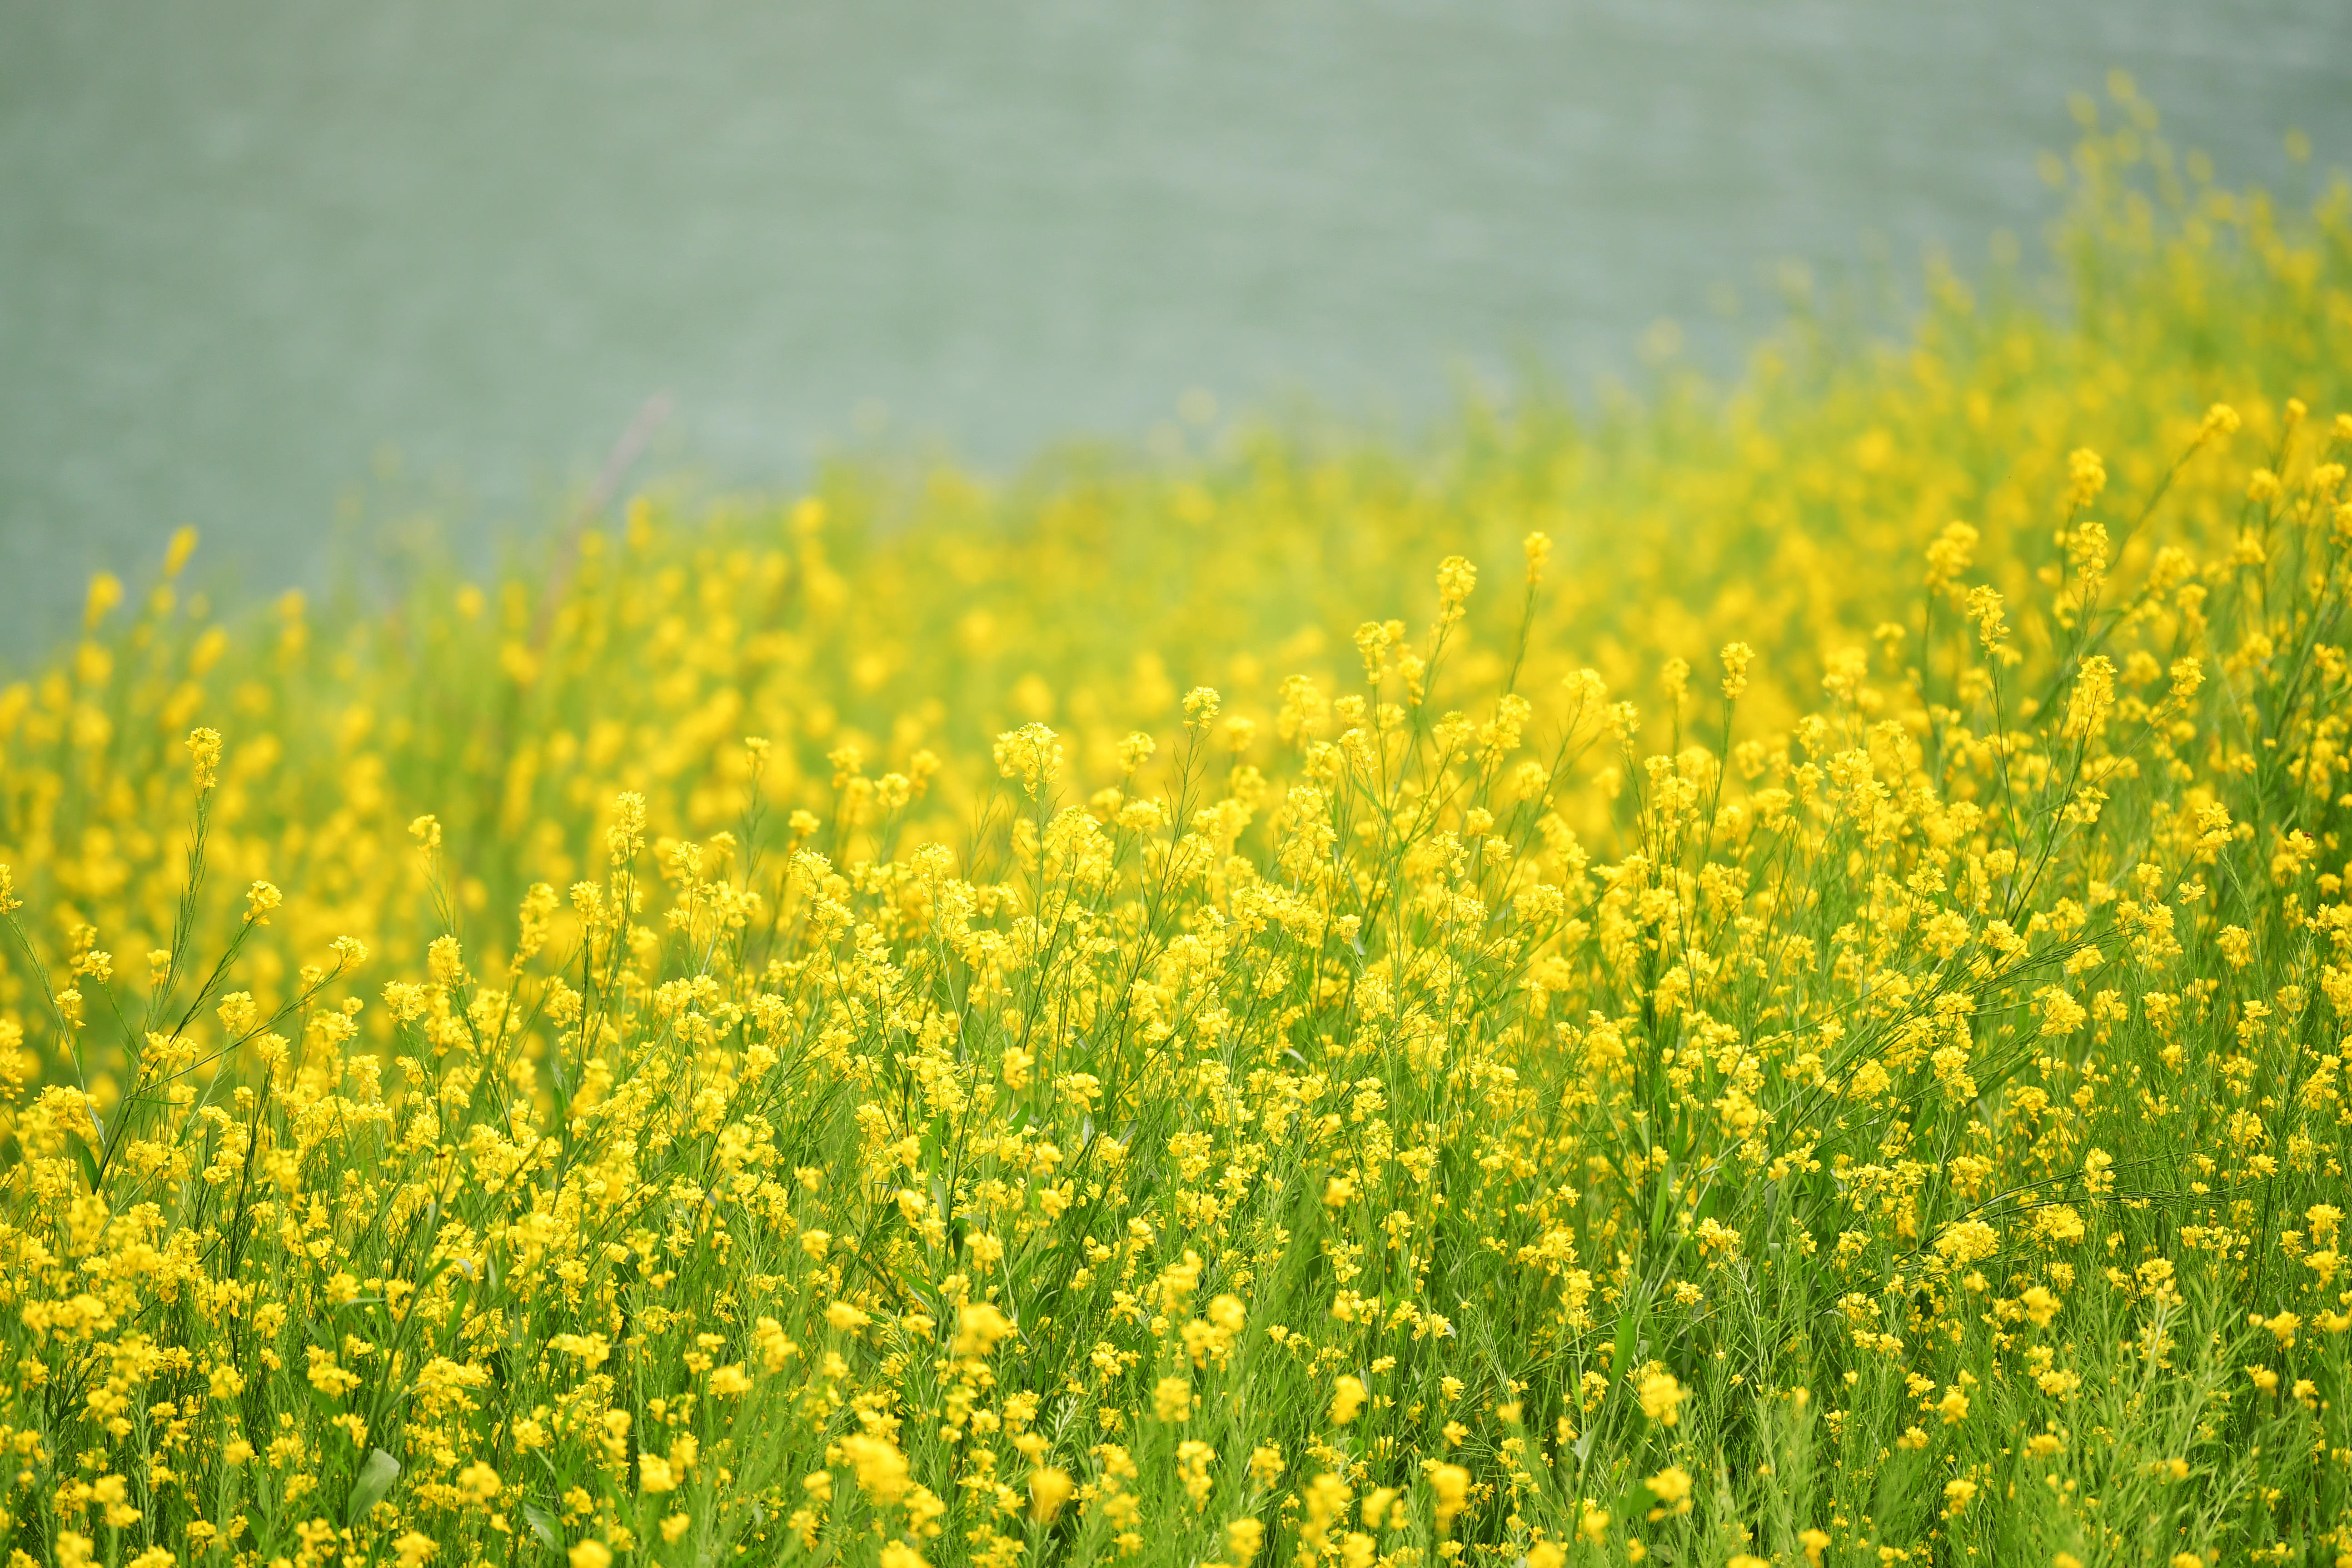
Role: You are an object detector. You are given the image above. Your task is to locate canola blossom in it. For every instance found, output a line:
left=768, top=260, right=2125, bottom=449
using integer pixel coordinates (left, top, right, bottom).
left=2, top=100, right=2352, bottom=1567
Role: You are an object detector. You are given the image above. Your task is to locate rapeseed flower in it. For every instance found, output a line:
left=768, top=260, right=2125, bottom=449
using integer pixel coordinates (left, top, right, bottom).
left=0, top=100, right=2344, bottom=1568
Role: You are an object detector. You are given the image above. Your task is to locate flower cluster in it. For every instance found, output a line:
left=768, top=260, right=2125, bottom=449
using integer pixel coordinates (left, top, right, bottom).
left=0, top=91, right=2349, bottom=1568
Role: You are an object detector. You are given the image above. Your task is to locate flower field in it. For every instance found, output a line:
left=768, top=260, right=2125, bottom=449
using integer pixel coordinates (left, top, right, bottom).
left=3, top=95, right=2352, bottom=1567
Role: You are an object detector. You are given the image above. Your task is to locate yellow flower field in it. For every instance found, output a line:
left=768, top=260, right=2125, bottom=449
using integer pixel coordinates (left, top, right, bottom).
left=3, top=91, right=2352, bottom=1566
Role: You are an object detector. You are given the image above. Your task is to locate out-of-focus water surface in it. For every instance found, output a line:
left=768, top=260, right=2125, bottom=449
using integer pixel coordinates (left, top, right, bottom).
left=1, top=0, right=2347, bottom=647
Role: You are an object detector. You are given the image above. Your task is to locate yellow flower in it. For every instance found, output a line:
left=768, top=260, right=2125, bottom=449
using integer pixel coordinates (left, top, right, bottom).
left=1426, top=1462, right=1470, bottom=1531
left=306, top=1349, right=362, bottom=1399
left=184, top=727, right=222, bottom=793
left=1924, top=520, right=1978, bottom=588
left=2065, top=447, right=2107, bottom=510
left=1179, top=1440, right=1220, bottom=1510
left=992, top=722, right=1063, bottom=797
left=841, top=1434, right=911, bottom=1505
left=1435, top=555, right=1478, bottom=625
left=0, top=132, right=2340, bottom=1568
left=1030, top=1466, right=1073, bottom=1523
left=1966, top=584, right=2007, bottom=648
left=954, top=1302, right=1016, bottom=1358
left=1638, top=1370, right=1688, bottom=1426
left=1719, top=642, right=1754, bottom=701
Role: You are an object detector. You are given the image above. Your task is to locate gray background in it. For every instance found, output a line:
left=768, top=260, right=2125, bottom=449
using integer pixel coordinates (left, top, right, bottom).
left=3, top=0, right=2347, bottom=649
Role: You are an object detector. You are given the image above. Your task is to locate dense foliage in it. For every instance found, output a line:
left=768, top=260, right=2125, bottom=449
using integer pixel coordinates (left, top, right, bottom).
left=3, top=90, right=2351, bottom=1568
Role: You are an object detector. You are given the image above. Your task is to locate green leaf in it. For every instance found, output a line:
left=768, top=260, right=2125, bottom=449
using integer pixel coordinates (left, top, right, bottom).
left=1610, top=1298, right=1643, bottom=1390
left=347, top=1447, right=401, bottom=1525
left=522, top=1500, right=561, bottom=1552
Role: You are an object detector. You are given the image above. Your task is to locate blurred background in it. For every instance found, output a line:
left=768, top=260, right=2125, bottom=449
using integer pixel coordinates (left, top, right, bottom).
left=2, top=0, right=2347, bottom=653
